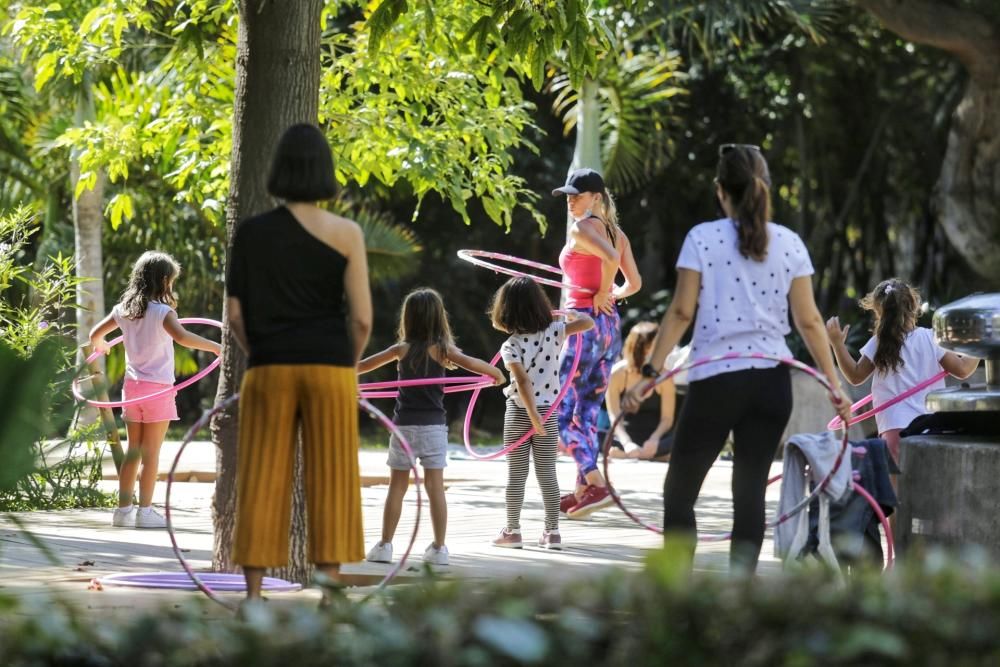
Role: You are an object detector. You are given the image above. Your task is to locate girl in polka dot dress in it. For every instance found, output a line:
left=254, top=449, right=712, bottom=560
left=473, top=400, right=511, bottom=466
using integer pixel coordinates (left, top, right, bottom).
left=488, top=277, right=593, bottom=549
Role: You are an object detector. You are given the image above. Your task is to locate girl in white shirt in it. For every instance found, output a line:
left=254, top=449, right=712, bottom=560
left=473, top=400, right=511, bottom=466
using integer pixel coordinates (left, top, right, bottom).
left=826, top=278, right=979, bottom=463
left=89, top=251, right=220, bottom=529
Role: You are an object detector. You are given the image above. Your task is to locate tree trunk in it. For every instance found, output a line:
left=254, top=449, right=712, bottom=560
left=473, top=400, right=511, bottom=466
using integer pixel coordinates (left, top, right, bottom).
left=856, top=0, right=1000, bottom=288
left=564, top=79, right=603, bottom=305
left=71, top=157, right=105, bottom=429
left=212, top=0, right=323, bottom=583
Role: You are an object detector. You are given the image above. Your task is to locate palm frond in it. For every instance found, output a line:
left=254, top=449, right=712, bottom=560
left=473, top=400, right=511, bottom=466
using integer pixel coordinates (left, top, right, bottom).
left=331, top=198, right=423, bottom=286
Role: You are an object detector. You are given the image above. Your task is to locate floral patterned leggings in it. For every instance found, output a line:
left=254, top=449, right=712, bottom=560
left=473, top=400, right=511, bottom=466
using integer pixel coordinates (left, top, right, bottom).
left=558, top=307, right=621, bottom=486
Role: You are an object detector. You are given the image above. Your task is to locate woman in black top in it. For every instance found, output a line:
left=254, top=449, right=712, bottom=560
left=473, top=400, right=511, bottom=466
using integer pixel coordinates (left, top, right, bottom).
left=226, top=124, right=372, bottom=606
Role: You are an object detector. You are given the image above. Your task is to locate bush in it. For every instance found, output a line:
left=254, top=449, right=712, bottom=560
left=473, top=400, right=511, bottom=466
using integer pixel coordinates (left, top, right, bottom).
left=1, top=554, right=1000, bottom=666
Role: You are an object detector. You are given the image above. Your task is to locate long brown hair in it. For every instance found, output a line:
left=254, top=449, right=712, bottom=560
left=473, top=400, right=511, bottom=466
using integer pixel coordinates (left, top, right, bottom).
left=623, top=321, right=657, bottom=373
left=119, top=251, right=180, bottom=320
left=716, top=145, right=771, bottom=261
left=398, top=288, right=455, bottom=373
left=859, top=278, right=921, bottom=374
left=489, top=277, right=554, bottom=335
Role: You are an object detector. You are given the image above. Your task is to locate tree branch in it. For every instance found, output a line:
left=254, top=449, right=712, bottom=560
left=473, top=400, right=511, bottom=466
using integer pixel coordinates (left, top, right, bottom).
left=855, top=0, right=1000, bottom=75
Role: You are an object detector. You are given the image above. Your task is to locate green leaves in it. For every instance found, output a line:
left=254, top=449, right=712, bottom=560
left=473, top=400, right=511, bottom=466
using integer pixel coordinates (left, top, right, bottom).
left=0, top=340, right=58, bottom=492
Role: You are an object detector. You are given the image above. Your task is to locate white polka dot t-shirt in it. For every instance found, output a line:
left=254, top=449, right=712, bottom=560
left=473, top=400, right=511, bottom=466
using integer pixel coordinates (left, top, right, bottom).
left=500, top=321, right=566, bottom=408
left=676, top=219, right=814, bottom=382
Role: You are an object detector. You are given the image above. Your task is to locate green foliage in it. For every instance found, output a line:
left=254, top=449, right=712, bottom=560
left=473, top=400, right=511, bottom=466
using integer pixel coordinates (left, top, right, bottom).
left=0, top=340, right=57, bottom=491
left=3, top=557, right=1000, bottom=664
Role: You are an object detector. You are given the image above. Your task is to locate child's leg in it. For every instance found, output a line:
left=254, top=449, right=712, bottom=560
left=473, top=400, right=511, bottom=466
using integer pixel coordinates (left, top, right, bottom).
left=423, top=468, right=447, bottom=548
left=504, top=402, right=532, bottom=530
left=137, top=421, right=170, bottom=507
left=531, top=411, right=560, bottom=531
left=119, top=421, right=144, bottom=507
left=381, top=468, right=410, bottom=543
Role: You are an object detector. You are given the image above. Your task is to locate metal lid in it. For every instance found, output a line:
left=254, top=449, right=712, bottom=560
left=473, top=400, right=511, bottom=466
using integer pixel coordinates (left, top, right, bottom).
left=932, top=293, right=1000, bottom=359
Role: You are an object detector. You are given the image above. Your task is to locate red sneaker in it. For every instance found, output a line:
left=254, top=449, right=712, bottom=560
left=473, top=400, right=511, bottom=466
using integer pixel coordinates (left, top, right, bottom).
left=559, top=492, right=577, bottom=514
left=566, top=485, right=613, bottom=519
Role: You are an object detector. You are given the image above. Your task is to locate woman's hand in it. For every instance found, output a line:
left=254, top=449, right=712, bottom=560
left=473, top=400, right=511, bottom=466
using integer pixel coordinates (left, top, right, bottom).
left=593, top=289, right=615, bottom=316
left=829, top=387, right=851, bottom=424
left=825, top=317, right=849, bottom=347
left=621, top=385, right=647, bottom=413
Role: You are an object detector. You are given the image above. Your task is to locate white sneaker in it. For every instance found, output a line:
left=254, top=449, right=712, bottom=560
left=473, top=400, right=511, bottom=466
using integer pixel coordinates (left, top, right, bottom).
left=135, top=506, right=167, bottom=529
left=112, top=505, right=136, bottom=528
left=422, top=543, right=450, bottom=566
left=366, top=541, right=393, bottom=563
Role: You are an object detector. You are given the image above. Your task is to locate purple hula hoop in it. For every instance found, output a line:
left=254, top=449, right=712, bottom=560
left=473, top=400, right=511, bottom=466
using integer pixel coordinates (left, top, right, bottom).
left=166, top=393, right=424, bottom=612
left=601, top=352, right=850, bottom=543
left=73, top=317, right=222, bottom=408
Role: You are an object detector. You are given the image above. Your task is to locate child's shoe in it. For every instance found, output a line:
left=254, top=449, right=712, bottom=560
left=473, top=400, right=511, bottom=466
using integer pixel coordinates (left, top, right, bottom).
left=135, top=506, right=167, bottom=529
left=112, top=505, right=136, bottom=528
left=538, top=529, right=562, bottom=550
left=492, top=527, right=523, bottom=549
left=422, top=543, right=450, bottom=566
left=366, top=541, right=393, bottom=563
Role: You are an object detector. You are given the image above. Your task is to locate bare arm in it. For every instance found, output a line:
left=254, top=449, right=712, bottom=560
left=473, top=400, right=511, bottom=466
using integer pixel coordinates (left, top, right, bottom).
left=343, top=223, right=373, bottom=365
left=604, top=366, right=635, bottom=446
left=163, top=311, right=222, bottom=355
left=447, top=346, right=505, bottom=385
left=940, top=351, right=980, bottom=379
left=226, top=297, right=250, bottom=356
left=789, top=277, right=850, bottom=422
left=357, top=344, right=403, bottom=374
left=611, top=233, right=642, bottom=301
left=508, top=361, right=544, bottom=433
left=571, top=218, right=621, bottom=316
left=824, top=316, right=875, bottom=385
left=88, top=313, right=119, bottom=355
left=647, top=379, right=676, bottom=441
left=565, top=313, right=595, bottom=337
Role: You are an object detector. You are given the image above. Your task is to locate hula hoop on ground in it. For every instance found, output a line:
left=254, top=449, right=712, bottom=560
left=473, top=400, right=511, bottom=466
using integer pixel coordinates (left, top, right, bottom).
left=601, top=352, right=850, bottom=543
left=457, top=249, right=593, bottom=293
left=97, top=572, right=300, bottom=592
left=462, top=331, right=584, bottom=461
left=72, top=317, right=222, bottom=409
left=165, top=392, right=424, bottom=613
left=826, top=370, right=949, bottom=431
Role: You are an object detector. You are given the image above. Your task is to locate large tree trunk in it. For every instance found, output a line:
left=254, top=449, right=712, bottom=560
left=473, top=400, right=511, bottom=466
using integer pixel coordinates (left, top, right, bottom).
left=211, top=0, right=323, bottom=583
left=565, top=79, right=603, bottom=305
left=857, top=0, right=1000, bottom=288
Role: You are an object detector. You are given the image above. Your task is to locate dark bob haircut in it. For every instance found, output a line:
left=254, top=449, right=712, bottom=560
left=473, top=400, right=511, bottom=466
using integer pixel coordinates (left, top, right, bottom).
left=489, top=276, right=554, bottom=335
left=267, top=123, right=337, bottom=202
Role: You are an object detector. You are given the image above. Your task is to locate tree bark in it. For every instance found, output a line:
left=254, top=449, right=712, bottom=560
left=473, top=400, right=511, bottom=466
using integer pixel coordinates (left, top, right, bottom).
left=212, top=0, right=323, bottom=583
left=856, top=0, right=1000, bottom=287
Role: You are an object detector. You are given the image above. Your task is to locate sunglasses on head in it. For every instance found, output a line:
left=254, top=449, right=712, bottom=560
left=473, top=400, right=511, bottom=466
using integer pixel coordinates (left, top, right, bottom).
left=718, top=143, right=762, bottom=156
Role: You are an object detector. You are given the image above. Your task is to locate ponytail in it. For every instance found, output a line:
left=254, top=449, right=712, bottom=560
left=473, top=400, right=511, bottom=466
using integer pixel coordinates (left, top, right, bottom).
left=716, top=145, right=771, bottom=262
left=860, top=279, right=921, bottom=374
left=598, top=188, right=620, bottom=246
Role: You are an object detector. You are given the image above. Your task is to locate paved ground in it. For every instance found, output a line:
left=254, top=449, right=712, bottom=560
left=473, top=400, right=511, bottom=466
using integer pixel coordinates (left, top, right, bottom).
left=0, top=445, right=786, bottom=616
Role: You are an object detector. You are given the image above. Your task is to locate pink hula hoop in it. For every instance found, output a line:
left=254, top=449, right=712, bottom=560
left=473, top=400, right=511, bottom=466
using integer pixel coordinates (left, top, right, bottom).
left=602, top=352, right=850, bottom=543
left=359, top=375, right=497, bottom=400
left=457, top=249, right=594, bottom=293
left=462, top=333, right=584, bottom=461
left=73, top=317, right=222, bottom=409
left=826, top=370, right=949, bottom=431
left=166, top=392, right=424, bottom=613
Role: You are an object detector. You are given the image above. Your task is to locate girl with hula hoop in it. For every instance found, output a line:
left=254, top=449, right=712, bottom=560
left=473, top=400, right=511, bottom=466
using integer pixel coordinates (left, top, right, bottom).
left=553, top=169, right=643, bottom=519
left=89, top=251, right=221, bottom=530
left=826, top=279, right=979, bottom=464
left=489, top=278, right=594, bottom=549
left=623, top=144, right=850, bottom=575
left=360, top=288, right=504, bottom=567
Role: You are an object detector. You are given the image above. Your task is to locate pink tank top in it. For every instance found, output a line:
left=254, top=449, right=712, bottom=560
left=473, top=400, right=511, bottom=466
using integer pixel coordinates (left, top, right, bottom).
left=559, top=246, right=602, bottom=308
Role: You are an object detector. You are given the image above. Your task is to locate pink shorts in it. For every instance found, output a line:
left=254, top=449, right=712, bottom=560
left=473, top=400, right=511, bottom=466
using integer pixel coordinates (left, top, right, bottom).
left=122, top=379, right=179, bottom=423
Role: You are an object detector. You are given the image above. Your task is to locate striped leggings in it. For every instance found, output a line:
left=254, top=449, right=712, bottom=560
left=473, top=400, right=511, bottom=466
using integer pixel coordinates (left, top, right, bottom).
left=504, top=400, right=560, bottom=531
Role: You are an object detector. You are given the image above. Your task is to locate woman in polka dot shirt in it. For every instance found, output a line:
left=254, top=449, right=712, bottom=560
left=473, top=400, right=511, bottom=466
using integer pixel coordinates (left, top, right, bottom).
left=623, top=144, right=850, bottom=574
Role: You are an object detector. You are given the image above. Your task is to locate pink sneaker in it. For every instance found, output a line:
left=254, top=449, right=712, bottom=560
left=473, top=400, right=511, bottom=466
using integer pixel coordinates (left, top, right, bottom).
left=566, top=485, right=613, bottom=519
left=538, top=529, right=562, bottom=550
left=559, top=492, right=577, bottom=514
left=492, top=527, right=523, bottom=549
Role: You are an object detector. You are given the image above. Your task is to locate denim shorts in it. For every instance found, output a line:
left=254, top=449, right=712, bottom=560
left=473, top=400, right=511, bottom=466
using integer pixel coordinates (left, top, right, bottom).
left=387, top=424, right=448, bottom=470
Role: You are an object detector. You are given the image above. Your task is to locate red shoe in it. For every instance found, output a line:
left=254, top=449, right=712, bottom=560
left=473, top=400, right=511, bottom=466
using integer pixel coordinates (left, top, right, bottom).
left=559, top=492, right=577, bottom=514
left=566, top=485, right=613, bottom=519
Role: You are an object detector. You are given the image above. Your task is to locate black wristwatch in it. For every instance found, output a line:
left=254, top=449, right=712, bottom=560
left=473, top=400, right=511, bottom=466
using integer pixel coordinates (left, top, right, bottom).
left=640, top=363, right=658, bottom=379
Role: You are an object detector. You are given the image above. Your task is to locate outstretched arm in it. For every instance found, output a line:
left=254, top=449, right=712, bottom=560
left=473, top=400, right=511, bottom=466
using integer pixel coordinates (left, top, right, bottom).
left=164, top=312, right=222, bottom=355
left=447, top=346, right=505, bottom=385
left=358, top=344, right=403, bottom=374
left=824, top=316, right=874, bottom=385
left=940, top=351, right=980, bottom=380
left=89, top=313, right=119, bottom=355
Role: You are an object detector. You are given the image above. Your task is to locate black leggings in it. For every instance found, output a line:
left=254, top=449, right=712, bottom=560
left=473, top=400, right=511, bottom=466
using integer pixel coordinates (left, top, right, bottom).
left=662, top=365, right=792, bottom=571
